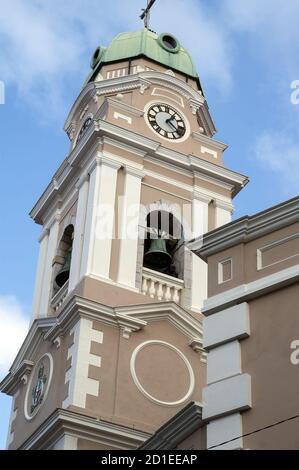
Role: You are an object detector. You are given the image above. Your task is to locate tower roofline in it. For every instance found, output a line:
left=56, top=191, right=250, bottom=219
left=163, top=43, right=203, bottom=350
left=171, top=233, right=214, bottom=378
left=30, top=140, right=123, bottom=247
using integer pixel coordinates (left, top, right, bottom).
left=84, top=28, right=202, bottom=91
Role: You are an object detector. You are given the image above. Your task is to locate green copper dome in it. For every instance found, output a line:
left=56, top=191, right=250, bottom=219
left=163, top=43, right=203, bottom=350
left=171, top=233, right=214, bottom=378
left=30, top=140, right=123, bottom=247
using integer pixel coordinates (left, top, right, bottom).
left=85, top=29, right=199, bottom=86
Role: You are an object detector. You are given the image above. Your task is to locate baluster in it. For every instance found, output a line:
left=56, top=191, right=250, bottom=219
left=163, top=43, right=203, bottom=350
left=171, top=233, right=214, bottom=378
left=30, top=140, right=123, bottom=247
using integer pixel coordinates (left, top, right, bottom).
left=165, top=285, right=171, bottom=301
left=173, top=288, right=180, bottom=304
left=142, top=277, right=148, bottom=295
left=149, top=280, right=156, bottom=298
left=157, top=282, right=163, bottom=300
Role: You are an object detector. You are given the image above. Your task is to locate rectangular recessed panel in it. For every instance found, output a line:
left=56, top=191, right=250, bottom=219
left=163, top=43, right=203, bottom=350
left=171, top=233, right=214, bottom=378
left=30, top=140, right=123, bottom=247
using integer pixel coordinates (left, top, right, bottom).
left=257, top=233, right=299, bottom=271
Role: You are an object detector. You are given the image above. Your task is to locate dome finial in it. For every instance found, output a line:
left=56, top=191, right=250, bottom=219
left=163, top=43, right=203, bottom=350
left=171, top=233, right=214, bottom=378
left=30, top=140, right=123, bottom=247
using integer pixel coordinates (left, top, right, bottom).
left=140, top=0, right=157, bottom=29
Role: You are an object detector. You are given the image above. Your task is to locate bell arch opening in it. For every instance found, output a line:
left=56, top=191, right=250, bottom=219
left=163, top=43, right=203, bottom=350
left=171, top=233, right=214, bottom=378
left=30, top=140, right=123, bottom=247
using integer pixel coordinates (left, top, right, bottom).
left=53, top=224, right=74, bottom=293
left=143, top=210, right=184, bottom=279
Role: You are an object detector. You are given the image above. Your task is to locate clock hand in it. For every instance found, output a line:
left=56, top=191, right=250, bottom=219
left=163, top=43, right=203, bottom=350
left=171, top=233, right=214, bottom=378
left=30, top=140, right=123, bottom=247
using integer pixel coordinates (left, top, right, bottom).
left=166, top=117, right=177, bottom=131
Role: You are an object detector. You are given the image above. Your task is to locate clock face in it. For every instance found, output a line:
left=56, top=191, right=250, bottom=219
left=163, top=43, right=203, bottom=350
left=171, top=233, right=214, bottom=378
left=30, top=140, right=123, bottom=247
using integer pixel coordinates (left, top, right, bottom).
left=147, top=104, right=186, bottom=140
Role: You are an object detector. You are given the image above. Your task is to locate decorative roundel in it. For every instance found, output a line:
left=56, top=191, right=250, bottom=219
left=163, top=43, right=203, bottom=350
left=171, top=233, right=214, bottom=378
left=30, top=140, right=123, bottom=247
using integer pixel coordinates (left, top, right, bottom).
left=158, top=33, right=180, bottom=53
left=146, top=103, right=187, bottom=140
left=24, top=353, right=53, bottom=421
left=130, top=340, right=195, bottom=407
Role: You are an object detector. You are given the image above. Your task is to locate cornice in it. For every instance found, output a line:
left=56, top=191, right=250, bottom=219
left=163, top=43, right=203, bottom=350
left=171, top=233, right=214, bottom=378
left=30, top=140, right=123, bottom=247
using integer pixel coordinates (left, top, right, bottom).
left=203, top=263, right=299, bottom=316
left=193, top=190, right=213, bottom=204
left=107, top=97, right=144, bottom=117
left=124, top=166, right=145, bottom=179
left=64, top=70, right=209, bottom=141
left=20, top=408, right=150, bottom=450
left=44, top=296, right=148, bottom=344
left=116, top=301, right=203, bottom=340
left=0, top=360, right=34, bottom=395
left=194, top=172, right=235, bottom=193
left=197, top=100, right=217, bottom=137
left=139, top=70, right=204, bottom=103
left=188, top=155, right=248, bottom=194
left=1, top=293, right=204, bottom=398
left=190, top=195, right=299, bottom=261
left=102, top=135, right=147, bottom=158
left=192, top=131, right=228, bottom=152
left=139, top=401, right=204, bottom=450
left=64, top=82, right=95, bottom=133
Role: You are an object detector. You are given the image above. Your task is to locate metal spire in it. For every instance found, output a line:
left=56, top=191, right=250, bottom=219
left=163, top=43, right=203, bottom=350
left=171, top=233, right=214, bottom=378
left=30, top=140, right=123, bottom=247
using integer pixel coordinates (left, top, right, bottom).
left=140, top=0, right=157, bottom=29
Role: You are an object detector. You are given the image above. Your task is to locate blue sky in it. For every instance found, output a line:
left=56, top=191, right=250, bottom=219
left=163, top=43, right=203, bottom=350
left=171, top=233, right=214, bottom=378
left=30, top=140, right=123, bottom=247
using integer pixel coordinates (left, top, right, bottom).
left=1, top=0, right=299, bottom=449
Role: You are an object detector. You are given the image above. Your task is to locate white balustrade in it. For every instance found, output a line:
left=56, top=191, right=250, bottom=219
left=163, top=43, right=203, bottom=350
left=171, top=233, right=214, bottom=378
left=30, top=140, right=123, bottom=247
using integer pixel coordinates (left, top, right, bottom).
left=51, top=281, right=69, bottom=313
left=141, top=267, right=184, bottom=304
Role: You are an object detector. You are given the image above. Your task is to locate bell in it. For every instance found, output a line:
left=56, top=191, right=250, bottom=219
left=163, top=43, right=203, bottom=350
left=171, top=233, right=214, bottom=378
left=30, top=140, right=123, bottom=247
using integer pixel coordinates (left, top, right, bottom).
left=55, top=248, right=72, bottom=288
left=143, top=238, right=172, bottom=272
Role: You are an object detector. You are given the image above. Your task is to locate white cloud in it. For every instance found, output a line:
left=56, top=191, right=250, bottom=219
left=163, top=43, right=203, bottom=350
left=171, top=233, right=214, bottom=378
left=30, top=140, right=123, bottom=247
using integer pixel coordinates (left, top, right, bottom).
left=151, top=0, right=234, bottom=94
left=0, top=296, right=29, bottom=379
left=255, top=132, right=299, bottom=192
left=0, top=0, right=235, bottom=119
left=0, top=0, right=299, bottom=121
left=223, top=0, right=299, bottom=72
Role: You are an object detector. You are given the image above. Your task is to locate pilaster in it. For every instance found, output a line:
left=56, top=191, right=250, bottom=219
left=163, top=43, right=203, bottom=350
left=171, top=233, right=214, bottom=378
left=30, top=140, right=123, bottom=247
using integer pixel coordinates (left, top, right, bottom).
left=117, top=166, right=145, bottom=289
left=80, top=156, right=121, bottom=280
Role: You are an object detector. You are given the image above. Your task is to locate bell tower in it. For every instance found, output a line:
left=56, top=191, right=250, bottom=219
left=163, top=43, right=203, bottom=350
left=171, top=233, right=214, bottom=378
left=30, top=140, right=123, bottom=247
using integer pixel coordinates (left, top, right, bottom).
left=1, top=27, right=247, bottom=450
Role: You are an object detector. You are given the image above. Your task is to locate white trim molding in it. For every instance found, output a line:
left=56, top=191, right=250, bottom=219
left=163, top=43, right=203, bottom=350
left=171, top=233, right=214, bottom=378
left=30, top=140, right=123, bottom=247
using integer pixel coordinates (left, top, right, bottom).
left=203, top=299, right=251, bottom=450
left=207, top=413, right=243, bottom=450
left=62, top=318, right=103, bottom=409
left=203, top=264, right=299, bottom=315
left=257, top=232, right=299, bottom=271
left=203, top=373, right=252, bottom=421
left=218, top=257, right=233, bottom=284
left=203, top=303, right=250, bottom=350
left=207, top=341, right=242, bottom=385
left=24, top=353, right=54, bottom=421
left=192, top=195, right=299, bottom=261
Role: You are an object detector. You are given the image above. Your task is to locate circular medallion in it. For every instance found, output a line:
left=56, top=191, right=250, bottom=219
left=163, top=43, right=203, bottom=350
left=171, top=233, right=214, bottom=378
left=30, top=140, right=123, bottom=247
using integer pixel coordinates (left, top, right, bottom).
left=24, top=353, right=53, bottom=421
left=130, top=340, right=195, bottom=407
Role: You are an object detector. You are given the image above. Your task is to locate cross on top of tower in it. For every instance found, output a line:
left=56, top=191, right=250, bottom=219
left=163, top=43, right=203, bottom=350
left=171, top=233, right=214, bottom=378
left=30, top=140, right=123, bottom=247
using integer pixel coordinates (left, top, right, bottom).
left=140, top=0, right=157, bottom=29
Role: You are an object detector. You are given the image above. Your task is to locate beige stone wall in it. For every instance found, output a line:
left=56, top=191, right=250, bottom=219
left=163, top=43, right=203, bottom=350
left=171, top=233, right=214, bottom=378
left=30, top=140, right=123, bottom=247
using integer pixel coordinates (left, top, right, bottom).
left=203, top=209, right=299, bottom=450
left=242, top=283, right=299, bottom=449
left=84, top=319, right=205, bottom=434
left=207, top=221, right=299, bottom=297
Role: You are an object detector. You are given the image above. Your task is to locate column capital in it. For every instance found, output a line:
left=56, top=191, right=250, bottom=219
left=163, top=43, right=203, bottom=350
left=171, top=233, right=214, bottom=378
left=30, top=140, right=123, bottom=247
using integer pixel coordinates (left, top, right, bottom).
left=193, top=190, right=212, bottom=204
left=75, top=172, right=89, bottom=191
left=124, top=166, right=145, bottom=180
left=44, top=211, right=62, bottom=233
left=87, top=155, right=122, bottom=175
left=214, top=199, right=234, bottom=213
left=38, top=227, right=50, bottom=243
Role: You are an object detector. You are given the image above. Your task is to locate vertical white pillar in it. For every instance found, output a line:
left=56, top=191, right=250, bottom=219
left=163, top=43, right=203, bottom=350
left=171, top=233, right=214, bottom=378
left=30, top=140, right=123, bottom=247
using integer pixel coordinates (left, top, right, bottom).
left=68, top=174, right=89, bottom=291
left=215, top=200, right=234, bottom=228
left=191, top=192, right=211, bottom=311
left=80, top=156, right=121, bottom=280
left=117, top=166, right=144, bottom=289
left=39, top=213, right=60, bottom=317
left=31, top=228, right=49, bottom=320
